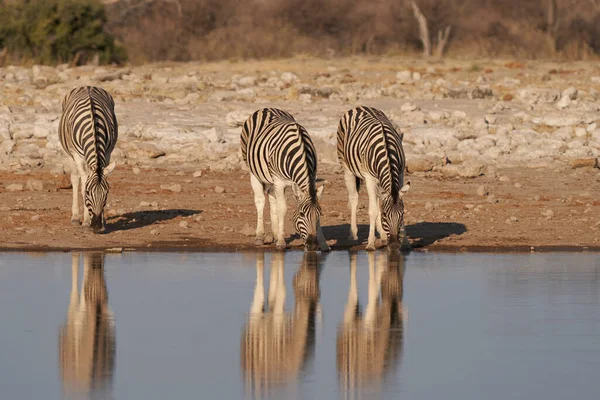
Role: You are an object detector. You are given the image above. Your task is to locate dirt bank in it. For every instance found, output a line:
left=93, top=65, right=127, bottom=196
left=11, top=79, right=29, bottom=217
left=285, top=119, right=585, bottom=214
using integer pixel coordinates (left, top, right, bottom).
left=1, top=165, right=599, bottom=252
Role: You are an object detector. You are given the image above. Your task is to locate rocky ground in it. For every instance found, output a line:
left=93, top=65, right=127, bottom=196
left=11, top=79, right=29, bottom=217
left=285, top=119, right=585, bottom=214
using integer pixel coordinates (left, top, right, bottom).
left=0, top=57, right=599, bottom=252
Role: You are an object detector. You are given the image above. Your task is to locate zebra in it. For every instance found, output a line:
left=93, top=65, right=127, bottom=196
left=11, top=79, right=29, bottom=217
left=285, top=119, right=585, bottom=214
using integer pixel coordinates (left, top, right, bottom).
left=59, top=252, right=115, bottom=397
left=241, top=252, right=324, bottom=398
left=59, top=86, right=118, bottom=233
left=241, top=108, right=329, bottom=252
left=336, top=106, right=410, bottom=251
left=336, top=251, right=405, bottom=394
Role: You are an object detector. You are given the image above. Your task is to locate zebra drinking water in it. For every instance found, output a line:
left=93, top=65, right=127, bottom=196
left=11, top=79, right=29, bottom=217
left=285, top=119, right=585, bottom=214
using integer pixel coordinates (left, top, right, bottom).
left=337, top=106, right=410, bottom=251
left=241, top=108, right=329, bottom=252
left=59, top=86, right=118, bottom=233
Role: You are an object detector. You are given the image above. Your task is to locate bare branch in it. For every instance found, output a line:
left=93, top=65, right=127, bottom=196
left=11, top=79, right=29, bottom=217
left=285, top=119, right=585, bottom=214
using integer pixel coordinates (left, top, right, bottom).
left=434, top=26, right=452, bottom=58
left=119, top=0, right=183, bottom=19
left=411, top=1, right=431, bottom=57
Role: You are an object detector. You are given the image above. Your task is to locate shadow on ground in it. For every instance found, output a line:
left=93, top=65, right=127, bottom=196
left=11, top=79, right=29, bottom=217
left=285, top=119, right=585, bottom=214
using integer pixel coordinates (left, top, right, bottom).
left=406, top=222, right=467, bottom=248
left=105, top=209, right=202, bottom=233
left=322, top=222, right=467, bottom=249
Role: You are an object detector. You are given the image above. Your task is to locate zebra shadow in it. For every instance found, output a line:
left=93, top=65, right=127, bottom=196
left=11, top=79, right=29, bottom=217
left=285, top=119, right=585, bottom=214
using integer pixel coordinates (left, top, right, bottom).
left=104, top=209, right=202, bottom=233
left=322, top=222, right=466, bottom=249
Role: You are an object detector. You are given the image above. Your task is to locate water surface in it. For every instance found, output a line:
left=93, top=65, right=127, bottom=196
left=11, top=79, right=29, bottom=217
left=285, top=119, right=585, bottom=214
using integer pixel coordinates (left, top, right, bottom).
left=0, top=251, right=599, bottom=400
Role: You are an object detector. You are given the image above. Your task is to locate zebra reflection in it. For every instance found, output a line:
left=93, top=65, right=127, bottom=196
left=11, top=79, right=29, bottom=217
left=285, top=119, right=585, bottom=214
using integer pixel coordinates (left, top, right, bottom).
left=59, top=252, right=115, bottom=399
left=241, top=252, right=324, bottom=399
left=337, top=251, right=406, bottom=396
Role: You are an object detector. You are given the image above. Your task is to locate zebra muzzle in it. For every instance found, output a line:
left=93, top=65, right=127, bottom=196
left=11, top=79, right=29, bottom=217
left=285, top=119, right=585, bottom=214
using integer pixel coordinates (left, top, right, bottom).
left=304, top=235, right=318, bottom=252
left=90, top=214, right=104, bottom=233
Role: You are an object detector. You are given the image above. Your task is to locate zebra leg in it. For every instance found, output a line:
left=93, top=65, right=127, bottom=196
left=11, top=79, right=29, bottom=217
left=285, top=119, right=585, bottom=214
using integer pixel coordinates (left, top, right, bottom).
left=343, top=168, right=359, bottom=240
left=377, top=208, right=387, bottom=245
left=70, top=166, right=81, bottom=225
left=267, top=187, right=278, bottom=244
left=250, top=174, right=266, bottom=245
left=364, top=176, right=379, bottom=251
left=316, top=220, right=330, bottom=252
left=274, top=183, right=288, bottom=250
left=250, top=254, right=265, bottom=314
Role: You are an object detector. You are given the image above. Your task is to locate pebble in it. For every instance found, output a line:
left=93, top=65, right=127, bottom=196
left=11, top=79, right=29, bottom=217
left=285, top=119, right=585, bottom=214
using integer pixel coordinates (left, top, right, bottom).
left=215, top=186, right=225, bottom=194
left=179, top=221, right=190, bottom=229
left=140, top=201, right=150, bottom=207
left=193, top=170, right=203, bottom=178
left=132, top=167, right=140, bottom=175
left=499, top=176, right=510, bottom=182
left=161, top=184, right=182, bottom=193
left=543, top=209, right=554, bottom=219
left=241, top=224, right=255, bottom=237
left=31, top=215, right=40, bottom=221
left=514, top=182, right=522, bottom=188
left=5, top=184, right=24, bottom=192
left=464, top=204, right=475, bottom=210
left=425, top=202, right=434, bottom=212
left=150, top=228, right=160, bottom=235
left=26, top=180, right=43, bottom=191
left=401, top=102, right=418, bottom=112
left=476, top=185, right=488, bottom=197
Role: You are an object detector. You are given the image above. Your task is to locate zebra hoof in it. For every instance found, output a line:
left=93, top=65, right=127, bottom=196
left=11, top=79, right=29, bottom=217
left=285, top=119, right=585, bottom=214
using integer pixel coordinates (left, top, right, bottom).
left=275, top=243, right=287, bottom=251
left=70, top=219, right=81, bottom=226
left=264, top=235, right=275, bottom=244
left=81, top=221, right=91, bottom=228
left=254, top=238, right=264, bottom=246
left=348, top=234, right=358, bottom=241
left=366, top=244, right=376, bottom=251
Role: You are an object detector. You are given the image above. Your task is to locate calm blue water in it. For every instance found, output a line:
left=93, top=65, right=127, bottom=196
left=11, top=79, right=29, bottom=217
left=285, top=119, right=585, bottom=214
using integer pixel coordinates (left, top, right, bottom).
left=0, top=251, right=599, bottom=400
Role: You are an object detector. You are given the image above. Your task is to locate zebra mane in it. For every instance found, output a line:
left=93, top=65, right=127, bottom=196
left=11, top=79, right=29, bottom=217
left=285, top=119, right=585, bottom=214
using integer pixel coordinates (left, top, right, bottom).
left=296, top=123, right=318, bottom=203
left=379, top=121, right=401, bottom=201
left=86, top=86, right=102, bottom=177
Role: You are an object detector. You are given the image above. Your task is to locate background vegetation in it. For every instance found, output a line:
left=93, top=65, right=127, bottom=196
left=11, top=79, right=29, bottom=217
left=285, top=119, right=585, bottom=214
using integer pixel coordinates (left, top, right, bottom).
left=1, top=0, right=600, bottom=65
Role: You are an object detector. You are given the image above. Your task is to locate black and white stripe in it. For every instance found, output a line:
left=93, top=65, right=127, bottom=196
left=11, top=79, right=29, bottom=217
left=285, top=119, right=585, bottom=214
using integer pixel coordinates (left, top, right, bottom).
left=59, top=86, right=118, bottom=233
left=337, top=106, right=410, bottom=250
left=241, top=108, right=329, bottom=251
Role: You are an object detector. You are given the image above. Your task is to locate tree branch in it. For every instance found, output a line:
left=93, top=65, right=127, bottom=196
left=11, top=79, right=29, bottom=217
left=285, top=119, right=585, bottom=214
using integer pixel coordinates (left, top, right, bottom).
left=434, top=26, right=452, bottom=58
left=411, top=1, right=431, bottom=57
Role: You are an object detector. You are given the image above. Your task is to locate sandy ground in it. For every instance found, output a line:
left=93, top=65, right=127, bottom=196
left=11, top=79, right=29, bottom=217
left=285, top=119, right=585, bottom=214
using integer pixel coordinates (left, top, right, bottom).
left=1, top=165, right=599, bottom=252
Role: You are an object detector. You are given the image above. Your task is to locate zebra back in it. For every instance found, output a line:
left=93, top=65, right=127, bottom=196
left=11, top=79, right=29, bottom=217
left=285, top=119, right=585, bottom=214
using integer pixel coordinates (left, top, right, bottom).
left=337, top=106, right=405, bottom=200
left=59, top=86, right=118, bottom=174
left=241, top=108, right=318, bottom=201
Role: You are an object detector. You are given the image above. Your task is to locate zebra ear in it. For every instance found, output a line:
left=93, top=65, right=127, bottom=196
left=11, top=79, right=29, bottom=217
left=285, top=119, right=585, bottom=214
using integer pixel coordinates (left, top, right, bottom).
left=103, top=161, right=117, bottom=177
left=399, top=131, right=404, bottom=142
left=399, top=181, right=411, bottom=197
left=292, top=183, right=303, bottom=200
left=316, top=183, right=326, bottom=200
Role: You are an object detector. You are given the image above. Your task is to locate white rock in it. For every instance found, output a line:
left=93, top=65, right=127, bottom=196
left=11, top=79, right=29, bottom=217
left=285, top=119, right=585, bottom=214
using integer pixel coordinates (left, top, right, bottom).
left=477, top=185, right=488, bottom=196
left=396, top=70, right=412, bottom=83
left=280, top=72, right=298, bottom=84
left=236, top=88, right=256, bottom=101
left=132, top=167, right=140, bottom=175
left=215, top=186, right=225, bottom=194
left=225, top=110, right=251, bottom=127
left=6, top=183, right=24, bottom=192
left=412, top=72, right=421, bottom=81
left=401, top=102, right=418, bottom=112
left=237, top=76, right=257, bottom=87
left=575, top=127, right=588, bottom=137
left=179, top=221, right=190, bottom=229
left=452, top=110, right=467, bottom=119
left=562, top=87, right=578, bottom=100
left=542, top=114, right=582, bottom=127
left=193, top=170, right=203, bottom=178
left=555, top=95, right=571, bottom=110
left=299, top=93, right=312, bottom=103
left=26, top=180, right=43, bottom=191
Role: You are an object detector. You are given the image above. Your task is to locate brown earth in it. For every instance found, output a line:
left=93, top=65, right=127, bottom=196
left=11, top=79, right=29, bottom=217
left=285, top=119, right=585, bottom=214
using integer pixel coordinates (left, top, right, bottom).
left=1, top=165, right=599, bottom=253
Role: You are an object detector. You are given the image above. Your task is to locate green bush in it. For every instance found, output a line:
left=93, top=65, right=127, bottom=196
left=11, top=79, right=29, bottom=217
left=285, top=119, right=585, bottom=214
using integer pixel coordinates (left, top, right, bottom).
left=0, top=0, right=126, bottom=65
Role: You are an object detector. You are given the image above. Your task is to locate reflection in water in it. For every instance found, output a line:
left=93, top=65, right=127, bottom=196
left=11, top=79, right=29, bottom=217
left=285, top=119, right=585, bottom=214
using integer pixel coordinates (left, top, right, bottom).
left=58, top=252, right=115, bottom=399
left=241, top=252, right=324, bottom=399
left=337, top=251, right=405, bottom=397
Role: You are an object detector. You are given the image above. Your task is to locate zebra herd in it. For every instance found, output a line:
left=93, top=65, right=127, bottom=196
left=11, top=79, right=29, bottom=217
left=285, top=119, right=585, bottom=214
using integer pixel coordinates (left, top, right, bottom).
left=59, top=86, right=409, bottom=252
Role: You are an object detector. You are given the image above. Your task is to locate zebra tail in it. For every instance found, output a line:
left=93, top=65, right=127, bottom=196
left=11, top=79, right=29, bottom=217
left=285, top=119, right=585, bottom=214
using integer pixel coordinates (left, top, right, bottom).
left=355, top=176, right=361, bottom=193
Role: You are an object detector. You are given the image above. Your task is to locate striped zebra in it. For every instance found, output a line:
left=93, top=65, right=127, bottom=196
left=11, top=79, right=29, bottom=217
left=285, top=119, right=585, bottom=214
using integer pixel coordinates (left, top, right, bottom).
left=337, top=251, right=405, bottom=393
left=241, top=252, right=323, bottom=398
left=59, top=252, right=115, bottom=397
left=241, top=108, right=329, bottom=252
left=59, top=86, right=118, bottom=233
left=337, top=106, right=410, bottom=251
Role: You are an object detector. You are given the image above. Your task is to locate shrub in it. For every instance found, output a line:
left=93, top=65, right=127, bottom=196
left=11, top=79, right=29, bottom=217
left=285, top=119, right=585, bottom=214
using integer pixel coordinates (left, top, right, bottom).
left=0, top=0, right=126, bottom=65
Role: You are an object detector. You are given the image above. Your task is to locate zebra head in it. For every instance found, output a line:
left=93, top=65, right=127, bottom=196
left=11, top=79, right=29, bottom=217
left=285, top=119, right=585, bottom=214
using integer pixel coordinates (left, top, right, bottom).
left=379, top=182, right=410, bottom=250
left=84, top=162, right=116, bottom=233
left=292, top=183, right=325, bottom=252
